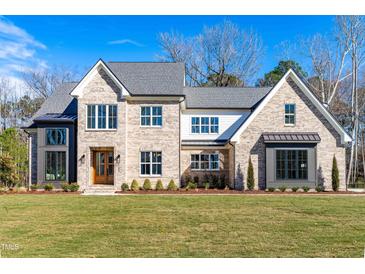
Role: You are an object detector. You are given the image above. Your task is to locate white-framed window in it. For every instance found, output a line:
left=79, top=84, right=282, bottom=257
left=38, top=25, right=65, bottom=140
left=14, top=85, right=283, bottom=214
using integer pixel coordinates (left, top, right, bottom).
left=87, top=104, right=117, bottom=129
left=140, top=106, right=162, bottom=127
left=46, top=128, right=66, bottom=145
left=191, top=116, right=219, bottom=134
left=284, top=104, right=295, bottom=126
left=190, top=153, right=219, bottom=171
left=140, top=151, right=162, bottom=176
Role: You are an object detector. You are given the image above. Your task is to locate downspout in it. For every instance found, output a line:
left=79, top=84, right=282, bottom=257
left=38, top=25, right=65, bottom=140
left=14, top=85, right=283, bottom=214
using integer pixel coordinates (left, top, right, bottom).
left=179, top=96, right=186, bottom=187
left=23, top=130, right=32, bottom=191
left=229, top=141, right=235, bottom=190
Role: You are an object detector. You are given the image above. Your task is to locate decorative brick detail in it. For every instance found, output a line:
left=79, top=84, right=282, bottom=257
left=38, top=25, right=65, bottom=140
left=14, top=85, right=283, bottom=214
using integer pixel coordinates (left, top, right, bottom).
left=234, top=78, right=346, bottom=190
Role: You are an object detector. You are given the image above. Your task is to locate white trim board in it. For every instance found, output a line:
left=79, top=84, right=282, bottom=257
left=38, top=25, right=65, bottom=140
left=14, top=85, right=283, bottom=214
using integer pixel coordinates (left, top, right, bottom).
left=231, top=69, right=352, bottom=144
left=70, top=59, right=130, bottom=98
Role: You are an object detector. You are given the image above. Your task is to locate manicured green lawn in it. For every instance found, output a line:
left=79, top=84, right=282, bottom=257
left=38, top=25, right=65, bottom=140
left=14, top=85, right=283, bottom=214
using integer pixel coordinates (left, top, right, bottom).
left=0, top=194, right=364, bottom=257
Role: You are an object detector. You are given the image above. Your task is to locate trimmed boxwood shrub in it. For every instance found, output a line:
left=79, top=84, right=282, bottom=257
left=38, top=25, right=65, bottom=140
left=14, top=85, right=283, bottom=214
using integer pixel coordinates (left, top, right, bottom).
left=278, top=185, right=287, bottom=192
left=302, top=186, right=310, bottom=192
left=268, top=187, right=275, bottom=192
left=167, top=179, right=177, bottom=191
left=204, top=182, right=210, bottom=190
left=30, top=184, right=39, bottom=191
left=247, top=157, right=255, bottom=190
left=131, top=180, right=139, bottom=191
left=155, top=179, right=164, bottom=191
left=61, top=182, right=69, bottom=192
left=291, top=186, right=299, bottom=192
left=143, top=179, right=152, bottom=190
left=187, top=181, right=197, bottom=190
left=44, top=183, right=53, bottom=191
left=121, top=183, right=129, bottom=192
left=69, top=183, right=79, bottom=192
left=315, top=186, right=325, bottom=192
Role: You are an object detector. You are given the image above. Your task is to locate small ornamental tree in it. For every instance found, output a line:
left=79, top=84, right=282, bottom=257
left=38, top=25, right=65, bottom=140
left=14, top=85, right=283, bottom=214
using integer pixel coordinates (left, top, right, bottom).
left=332, top=155, right=339, bottom=191
left=0, top=153, right=19, bottom=188
left=247, top=157, right=255, bottom=191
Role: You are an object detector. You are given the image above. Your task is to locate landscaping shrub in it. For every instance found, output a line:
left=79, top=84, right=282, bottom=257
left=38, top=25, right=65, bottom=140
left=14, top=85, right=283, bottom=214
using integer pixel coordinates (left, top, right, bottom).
left=44, top=183, right=53, bottom=191
left=187, top=181, right=197, bottom=190
left=302, top=186, right=310, bottom=192
left=204, top=182, right=210, bottom=190
left=278, top=185, right=287, bottom=192
left=247, top=157, right=255, bottom=190
left=184, top=175, right=192, bottom=186
left=332, top=155, right=339, bottom=191
left=209, top=174, right=219, bottom=189
left=155, top=179, right=164, bottom=191
left=61, top=182, right=69, bottom=192
left=30, top=184, right=39, bottom=191
left=121, top=183, right=129, bottom=192
left=0, top=153, right=19, bottom=188
left=167, top=179, right=177, bottom=191
left=218, top=174, right=226, bottom=189
left=291, top=187, right=299, bottom=192
left=193, top=176, right=199, bottom=184
left=0, top=185, right=8, bottom=193
left=68, top=183, right=80, bottom=192
left=268, top=187, right=275, bottom=192
left=143, top=179, right=152, bottom=190
left=315, top=186, right=325, bottom=192
left=131, top=180, right=139, bottom=191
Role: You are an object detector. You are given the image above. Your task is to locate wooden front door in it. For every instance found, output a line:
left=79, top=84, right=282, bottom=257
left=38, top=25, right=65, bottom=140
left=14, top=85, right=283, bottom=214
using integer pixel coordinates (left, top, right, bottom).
left=93, top=150, right=114, bottom=184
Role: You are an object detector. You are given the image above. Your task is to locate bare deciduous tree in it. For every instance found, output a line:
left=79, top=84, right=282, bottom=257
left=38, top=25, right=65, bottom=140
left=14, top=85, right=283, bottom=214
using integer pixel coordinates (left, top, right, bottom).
left=158, top=20, right=264, bottom=87
left=22, top=65, right=79, bottom=99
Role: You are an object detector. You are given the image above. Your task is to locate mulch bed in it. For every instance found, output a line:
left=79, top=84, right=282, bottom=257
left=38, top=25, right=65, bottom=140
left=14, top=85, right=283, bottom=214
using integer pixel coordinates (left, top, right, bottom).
left=0, top=191, right=81, bottom=195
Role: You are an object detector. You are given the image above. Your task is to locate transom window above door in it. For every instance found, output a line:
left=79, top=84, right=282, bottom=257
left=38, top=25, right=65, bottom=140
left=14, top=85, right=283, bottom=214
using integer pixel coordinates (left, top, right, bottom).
left=87, top=104, right=117, bottom=130
left=140, top=106, right=162, bottom=127
left=284, top=104, right=296, bottom=126
left=191, top=116, right=219, bottom=134
left=46, top=128, right=66, bottom=145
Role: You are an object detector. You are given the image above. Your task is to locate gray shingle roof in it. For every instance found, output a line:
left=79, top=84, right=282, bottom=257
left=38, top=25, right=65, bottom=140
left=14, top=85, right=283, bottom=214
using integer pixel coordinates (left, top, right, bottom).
left=107, top=62, right=185, bottom=96
left=183, top=87, right=271, bottom=109
left=262, top=132, right=321, bottom=143
left=25, top=82, right=78, bottom=127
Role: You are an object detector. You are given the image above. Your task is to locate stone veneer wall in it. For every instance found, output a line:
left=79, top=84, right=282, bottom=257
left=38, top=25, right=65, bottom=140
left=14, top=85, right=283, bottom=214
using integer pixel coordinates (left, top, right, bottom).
left=234, top=77, right=346, bottom=190
left=126, top=100, right=180, bottom=188
left=77, top=68, right=127, bottom=190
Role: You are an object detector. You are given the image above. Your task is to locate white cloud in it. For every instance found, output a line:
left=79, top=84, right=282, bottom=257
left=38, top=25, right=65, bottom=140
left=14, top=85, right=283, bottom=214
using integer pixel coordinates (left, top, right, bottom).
left=0, top=16, right=47, bottom=96
left=108, top=39, right=144, bottom=47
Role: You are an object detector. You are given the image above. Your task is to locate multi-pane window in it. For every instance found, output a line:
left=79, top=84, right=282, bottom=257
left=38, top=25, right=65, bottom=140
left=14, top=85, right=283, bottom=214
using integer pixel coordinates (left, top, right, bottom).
left=276, top=150, right=308, bottom=180
left=191, top=116, right=219, bottom=134
left=45, top=151, right=66, bottom=181
left=140, top=151, right=162, bottom=175
left=284, top=104, right=295, bottom=125
left=190, top=153, right=219, bottom=171
left=140, top=106, right=162, bottom=126
left=87, top=104, right=117, bottom=129
left=46, top=128, right=66, bottom=145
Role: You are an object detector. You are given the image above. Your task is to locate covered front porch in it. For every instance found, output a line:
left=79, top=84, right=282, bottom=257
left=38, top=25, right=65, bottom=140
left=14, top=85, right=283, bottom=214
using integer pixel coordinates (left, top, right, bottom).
left=180, top=140, right=235, bottom=188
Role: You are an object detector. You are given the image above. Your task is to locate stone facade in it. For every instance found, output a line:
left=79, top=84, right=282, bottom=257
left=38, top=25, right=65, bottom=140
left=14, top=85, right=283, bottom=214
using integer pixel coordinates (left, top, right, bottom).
left=77, top=68, right=181, bottom=190
left=234, top=77, right=346, bottom=190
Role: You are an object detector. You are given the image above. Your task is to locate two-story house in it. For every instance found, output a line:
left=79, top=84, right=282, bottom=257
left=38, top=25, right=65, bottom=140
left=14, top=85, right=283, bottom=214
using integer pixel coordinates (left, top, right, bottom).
left=25, top=59, right=351, bottom=192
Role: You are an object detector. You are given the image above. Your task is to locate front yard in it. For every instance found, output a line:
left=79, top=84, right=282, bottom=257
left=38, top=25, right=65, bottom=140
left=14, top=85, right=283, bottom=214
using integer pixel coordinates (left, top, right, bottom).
left=0, top=194, right=364, bottom=257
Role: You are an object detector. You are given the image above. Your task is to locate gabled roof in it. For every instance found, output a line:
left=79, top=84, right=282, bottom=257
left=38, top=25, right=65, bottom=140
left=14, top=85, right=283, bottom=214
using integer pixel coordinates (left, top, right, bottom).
left=183, top=87, right=271, bottom=109
left=70, top=59, right=185, bottom=98
left=231, top=69, right=352, bottom=144
left=107, top=62, right=185, bottom=96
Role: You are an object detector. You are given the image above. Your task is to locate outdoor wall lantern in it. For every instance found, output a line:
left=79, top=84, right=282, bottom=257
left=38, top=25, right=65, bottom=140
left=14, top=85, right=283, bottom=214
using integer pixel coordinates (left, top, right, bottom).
left=79, top=154, right=85, bottom=164
left=115, top=154, right=121, bottom=164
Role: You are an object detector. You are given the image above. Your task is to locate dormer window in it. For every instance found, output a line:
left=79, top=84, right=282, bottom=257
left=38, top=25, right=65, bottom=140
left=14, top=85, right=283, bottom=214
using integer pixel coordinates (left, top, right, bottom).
left=284, top=104, right=295, bottom=126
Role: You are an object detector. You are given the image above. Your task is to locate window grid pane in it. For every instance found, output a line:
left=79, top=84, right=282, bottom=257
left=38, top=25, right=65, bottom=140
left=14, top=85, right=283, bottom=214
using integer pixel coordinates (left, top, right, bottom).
left=108, top=105, right=117, bottom=129
left=284, top=104, right=295, bottom=125
left=275, top=150, right=308, bottom=180
left=141, top=151, right=162, bottom=175
left=87, top=105, right=96, bottom=129
left=45, top=151, right=66, bottom=181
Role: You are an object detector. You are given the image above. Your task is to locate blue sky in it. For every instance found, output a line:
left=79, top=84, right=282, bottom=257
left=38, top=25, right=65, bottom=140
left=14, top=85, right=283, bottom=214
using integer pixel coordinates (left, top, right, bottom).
left=1, top=15, right=336, bottom=85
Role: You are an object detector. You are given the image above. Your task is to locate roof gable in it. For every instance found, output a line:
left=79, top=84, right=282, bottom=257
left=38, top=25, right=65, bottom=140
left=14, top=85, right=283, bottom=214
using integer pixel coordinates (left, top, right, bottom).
left=231, top=69, right=352, bottom=144
left=70, top=59, right=130, bottom=98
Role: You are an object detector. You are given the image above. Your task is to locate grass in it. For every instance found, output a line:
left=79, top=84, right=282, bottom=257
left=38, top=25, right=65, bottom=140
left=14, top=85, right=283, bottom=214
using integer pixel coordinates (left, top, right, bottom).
left=0, top=194, right=365, bottom=257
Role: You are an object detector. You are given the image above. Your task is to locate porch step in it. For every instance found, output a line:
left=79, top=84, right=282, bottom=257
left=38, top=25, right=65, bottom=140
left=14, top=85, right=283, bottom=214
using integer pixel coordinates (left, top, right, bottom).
left=82, top=185, right=116, bottom=195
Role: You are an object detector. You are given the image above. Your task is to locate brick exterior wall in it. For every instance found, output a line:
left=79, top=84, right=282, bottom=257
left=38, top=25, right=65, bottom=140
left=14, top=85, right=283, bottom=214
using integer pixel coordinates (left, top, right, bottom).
left=126, top=100, right=180, bottom=188
left=77, top=68, right=181, bottom=190
left=234, top=77, right=346, bottom=190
